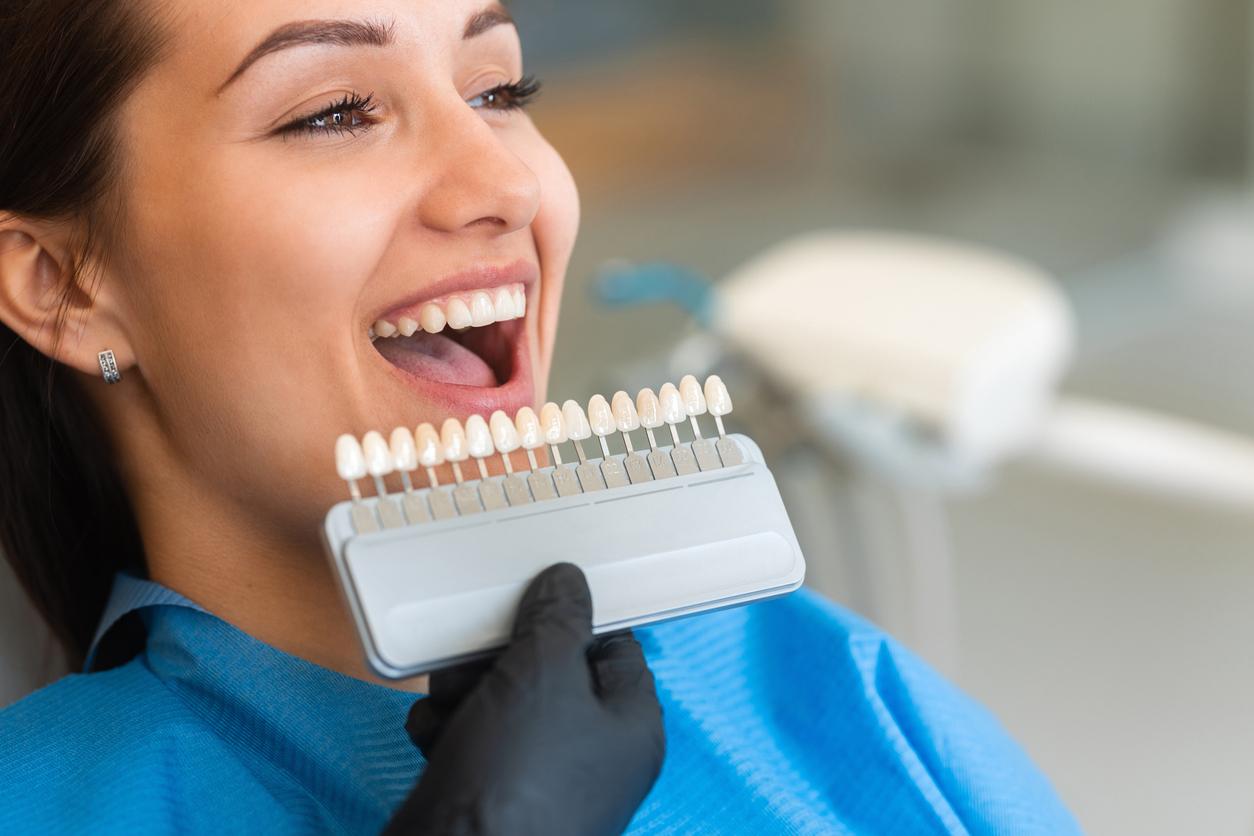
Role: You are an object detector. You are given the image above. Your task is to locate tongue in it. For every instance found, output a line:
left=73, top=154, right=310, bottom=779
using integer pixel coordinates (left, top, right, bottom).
left=374, top=331, right=497, bottom=387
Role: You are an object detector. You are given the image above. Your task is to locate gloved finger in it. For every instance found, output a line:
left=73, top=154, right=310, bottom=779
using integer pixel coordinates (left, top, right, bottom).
left=587, top=630, right=657, bottom=709
left=487, top=562, right=594, bottom=692
left=429, top=657, right=494, bottom=706
left=509, top=562, right=593, bottom=651
left=403, top=695, right=449, bottom=755
left=404, top=658, right=494, bottom=752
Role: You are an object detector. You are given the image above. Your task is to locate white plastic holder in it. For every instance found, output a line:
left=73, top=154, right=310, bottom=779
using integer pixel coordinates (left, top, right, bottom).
left=323, top=434, right=806, bottom=679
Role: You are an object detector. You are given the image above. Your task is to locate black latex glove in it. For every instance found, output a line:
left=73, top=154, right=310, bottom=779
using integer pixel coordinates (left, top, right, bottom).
left=383, top=562, right=665, bottom=836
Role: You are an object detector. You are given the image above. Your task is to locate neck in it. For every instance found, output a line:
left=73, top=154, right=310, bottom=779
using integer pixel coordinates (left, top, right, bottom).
left=148, top=511, right=428, bottom=694
left=118, top=446, right=427, bottom=695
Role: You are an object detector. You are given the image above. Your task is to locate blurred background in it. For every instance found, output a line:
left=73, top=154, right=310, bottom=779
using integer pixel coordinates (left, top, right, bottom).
left=515, top=1, right=1254, bottom=833
left=2, top=2, right=1251, bottom=832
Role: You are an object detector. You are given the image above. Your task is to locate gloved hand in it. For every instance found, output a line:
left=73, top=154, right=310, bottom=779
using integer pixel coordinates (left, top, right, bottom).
left=383, top=562, right=665, bottom=836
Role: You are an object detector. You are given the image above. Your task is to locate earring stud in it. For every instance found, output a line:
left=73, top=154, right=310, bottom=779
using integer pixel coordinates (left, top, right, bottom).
left=97, top=349, right=121, bottom=384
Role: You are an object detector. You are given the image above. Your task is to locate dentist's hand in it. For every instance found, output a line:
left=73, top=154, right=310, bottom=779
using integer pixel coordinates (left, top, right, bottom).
left=383, top=562, right=665, bottom=836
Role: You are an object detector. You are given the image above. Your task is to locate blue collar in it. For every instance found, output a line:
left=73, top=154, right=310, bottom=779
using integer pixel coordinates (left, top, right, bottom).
left=76, top=572, right=426, bottom=831
left=84, top=572, right=205, bottom=673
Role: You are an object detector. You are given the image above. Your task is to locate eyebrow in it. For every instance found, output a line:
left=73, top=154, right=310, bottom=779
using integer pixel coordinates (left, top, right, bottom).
left=216, top=4, right=515, bottom=95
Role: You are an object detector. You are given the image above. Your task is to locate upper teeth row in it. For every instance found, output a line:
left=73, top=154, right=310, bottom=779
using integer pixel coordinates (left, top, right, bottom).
left=371, top=284, right=527, bottom=339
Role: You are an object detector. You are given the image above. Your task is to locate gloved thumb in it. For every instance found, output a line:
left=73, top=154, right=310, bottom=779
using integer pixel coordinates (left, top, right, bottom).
left=510, top=561, right=593, bottom=650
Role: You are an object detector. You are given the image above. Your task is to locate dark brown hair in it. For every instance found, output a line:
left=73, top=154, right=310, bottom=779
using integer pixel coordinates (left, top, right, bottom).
left=0, top=0, right=169, bottom=670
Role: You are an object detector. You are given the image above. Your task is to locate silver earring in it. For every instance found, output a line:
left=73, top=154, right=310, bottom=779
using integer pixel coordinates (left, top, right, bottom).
left=97, top=349, right=121, bottom=384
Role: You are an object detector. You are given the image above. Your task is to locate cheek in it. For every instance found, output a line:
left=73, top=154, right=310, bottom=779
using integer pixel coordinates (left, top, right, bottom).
left=120, top=149, right=399, bottom=517
left=518, top=131, right=580, bottom=390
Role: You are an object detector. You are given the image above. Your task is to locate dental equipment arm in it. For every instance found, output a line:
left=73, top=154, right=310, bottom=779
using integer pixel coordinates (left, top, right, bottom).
left=383, top=563, right=665, bottom=836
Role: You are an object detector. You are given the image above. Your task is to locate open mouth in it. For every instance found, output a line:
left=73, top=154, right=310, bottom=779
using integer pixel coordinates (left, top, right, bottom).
left=370, top=283, right=526, bottom=389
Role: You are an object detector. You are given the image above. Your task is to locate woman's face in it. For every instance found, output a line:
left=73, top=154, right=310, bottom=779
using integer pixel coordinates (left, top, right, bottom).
left=107, top=0, right=578, bottom=535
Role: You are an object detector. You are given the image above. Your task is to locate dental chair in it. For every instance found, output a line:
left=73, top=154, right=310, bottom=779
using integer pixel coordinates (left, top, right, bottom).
left=595, top=230, right=1254, bottom=672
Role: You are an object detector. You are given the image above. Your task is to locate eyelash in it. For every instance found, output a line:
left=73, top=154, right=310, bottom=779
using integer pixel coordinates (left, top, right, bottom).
left=276, top=75, right=543, bottom=139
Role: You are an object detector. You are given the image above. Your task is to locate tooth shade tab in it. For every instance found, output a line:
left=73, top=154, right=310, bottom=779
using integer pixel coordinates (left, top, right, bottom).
left=490, top=410, right=521, bottom=453
left=611, top=391, right=640, bottom=432
left=679, top=375, right=707, bottom=415
left=587, top=394, right=614, bottom=457
left=415, top=423, right=444, bottom=467
left=636, top=388, right=663, bottom=429
left=465, top=414, right=494, bottom=459
left=335, top=434, right=367, bottom=481
left=515, top=407, right=543, bottom=449
left=658, top=383, right=685, bottom=425
left=440, top=418, right=469, bottom=462
left=587, top=395, right=615, bottom=437
left=540, top=402, right=568, bottom=445
left=704, top=374, right=732, bottom=435
left=390, top=427, right=418, bottom=471
left=704, top=375, right=732, bottom=416
left=562, top=400, right=592, bottom=441
left=362, top=431, right=394, bottom=477
left=679, top=374, right=707, bottom=438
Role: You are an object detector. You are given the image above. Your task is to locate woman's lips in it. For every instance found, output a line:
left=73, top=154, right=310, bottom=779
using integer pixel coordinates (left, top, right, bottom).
left=365, top=259, right=538, bottom=416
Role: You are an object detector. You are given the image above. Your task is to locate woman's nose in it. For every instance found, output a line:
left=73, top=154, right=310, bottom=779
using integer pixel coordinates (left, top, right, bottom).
left=416, top=103, right=541, bottom=236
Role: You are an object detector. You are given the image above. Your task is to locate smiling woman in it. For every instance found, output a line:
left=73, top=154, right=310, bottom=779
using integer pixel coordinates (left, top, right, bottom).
left=0, top=1, right=1079, bottom=833
left=0, top=0, right=578, bottom=683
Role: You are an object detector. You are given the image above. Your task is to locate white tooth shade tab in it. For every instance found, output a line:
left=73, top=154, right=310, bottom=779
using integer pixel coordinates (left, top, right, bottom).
left=390, top=427, right=418, bottom=471
left=658, top=383, right=686, bottom=425
left=587, top=395, right=614, bottom=437
left=636, top=388, right=663, bottom=429
left=362, top=431, right=394, bottom=477
left=704, top=375, right=732, bottom=416
left=335, top=434, right=367, bottom=481
left=465, top=415, right=494, bottom=458
left=490, top=410, right=521, bottom=452
left=515, top=407, right=544, bottom=449
left=420, top=305, right=446, bottom=334
left=440, top=418, right=469, bottom=462
left=612, top=391, right=640, bottom=432
left=562, top=400, right=592, bottom=441
left=446, top=298, right=473, bottom=329
left=540, top=402, right=568, bottom=445
left=416, top=423, right=444, bottom=466
left=679, top=375, right=707, bottom=415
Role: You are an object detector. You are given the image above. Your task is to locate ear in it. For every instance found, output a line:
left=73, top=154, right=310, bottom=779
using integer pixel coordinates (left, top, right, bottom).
left=0, top=216, right=134, bottom=379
